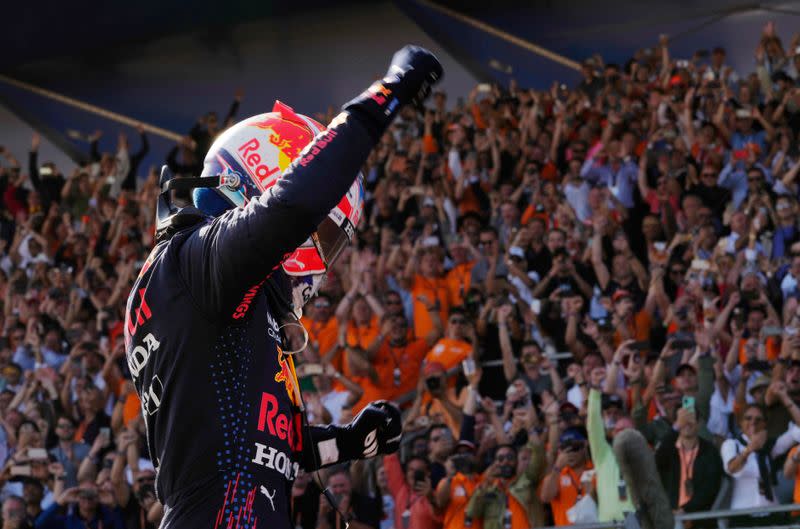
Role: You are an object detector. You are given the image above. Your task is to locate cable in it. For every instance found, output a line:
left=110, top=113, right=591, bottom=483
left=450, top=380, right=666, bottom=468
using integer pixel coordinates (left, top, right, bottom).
left=283, top=316, right=350, bottom=529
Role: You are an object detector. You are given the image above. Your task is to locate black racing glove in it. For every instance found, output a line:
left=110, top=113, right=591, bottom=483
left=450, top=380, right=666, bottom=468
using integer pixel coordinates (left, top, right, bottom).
left=343, top=45, right=443, bottom=140
left=385, top=45, right=444, bottom=109
left=306, top=400, right=402, bottom=469
left=345, top=400, right=402, bottom=458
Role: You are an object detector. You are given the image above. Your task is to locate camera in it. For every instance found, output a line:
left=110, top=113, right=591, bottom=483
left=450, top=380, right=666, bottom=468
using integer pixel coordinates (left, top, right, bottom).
left=450, top=454, right=475, bottom=475
left=425, top=377, right=441, bottom=392
left=413, top=469, right=426, bottom=483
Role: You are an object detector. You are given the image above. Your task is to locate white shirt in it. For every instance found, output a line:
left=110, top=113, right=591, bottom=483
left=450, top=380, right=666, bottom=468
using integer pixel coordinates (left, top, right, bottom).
left=707, top=387, right=734, bottom=438
left=720, top=435, right=779, bottom=510
left=567, top=384, right=584, bottom=410
left=321, top=390, right=351, bottom=425
left=563, top=180, right=591, bottom=222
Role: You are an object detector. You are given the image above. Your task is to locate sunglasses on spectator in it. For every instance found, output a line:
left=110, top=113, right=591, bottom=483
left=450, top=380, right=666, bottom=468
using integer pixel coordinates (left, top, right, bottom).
left=313, top=301, right=330, bottom=309
left=495, top=453, right=515, bottom=463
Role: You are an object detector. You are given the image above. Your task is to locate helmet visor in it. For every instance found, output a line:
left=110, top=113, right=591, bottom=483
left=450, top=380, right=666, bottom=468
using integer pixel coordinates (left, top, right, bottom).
left=313, top=216, right=352, bottom=269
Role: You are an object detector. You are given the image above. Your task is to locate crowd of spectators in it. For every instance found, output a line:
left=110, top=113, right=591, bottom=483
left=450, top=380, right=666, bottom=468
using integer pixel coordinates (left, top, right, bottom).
left=4, top=20, right=800, bottom=529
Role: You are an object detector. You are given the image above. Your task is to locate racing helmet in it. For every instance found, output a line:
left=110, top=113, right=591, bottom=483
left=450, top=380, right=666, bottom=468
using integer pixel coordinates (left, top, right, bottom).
left=192, top=101, right=364, bottom=310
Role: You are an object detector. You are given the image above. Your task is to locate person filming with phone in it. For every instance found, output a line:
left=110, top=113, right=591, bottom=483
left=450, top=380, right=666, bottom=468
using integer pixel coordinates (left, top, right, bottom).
left=316, top=467, right=381, bottom=529
left=465, top=439, right=546, bottom=529
left=382, top=452, right=438, bottom=529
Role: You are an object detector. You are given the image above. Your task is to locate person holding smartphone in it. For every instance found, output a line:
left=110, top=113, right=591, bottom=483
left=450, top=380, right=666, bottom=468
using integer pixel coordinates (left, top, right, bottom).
left=316, top=467, right=381, bottom=529
left=382, top=453, right=438, bottom=529
left=655, top=404, right=723, bottom=523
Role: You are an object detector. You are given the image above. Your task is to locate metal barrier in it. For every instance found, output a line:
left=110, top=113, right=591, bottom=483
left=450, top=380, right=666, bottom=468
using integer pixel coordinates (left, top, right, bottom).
left=529, top=504, right=800, bottom=529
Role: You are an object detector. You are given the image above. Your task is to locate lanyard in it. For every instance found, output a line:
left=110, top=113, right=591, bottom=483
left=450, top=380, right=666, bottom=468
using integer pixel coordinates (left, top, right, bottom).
left=387, top=344, right=407, bottom=369
left=678, top=442, right=699, bottom=482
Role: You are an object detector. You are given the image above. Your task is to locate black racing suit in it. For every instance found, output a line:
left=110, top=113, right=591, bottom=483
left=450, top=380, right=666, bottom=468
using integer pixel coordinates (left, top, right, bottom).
left=124, top=47, right=441, bottom=529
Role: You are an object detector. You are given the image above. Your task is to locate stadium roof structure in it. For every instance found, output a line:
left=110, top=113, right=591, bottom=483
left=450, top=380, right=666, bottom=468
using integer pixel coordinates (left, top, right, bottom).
left=0, top=0, right=798, bottom=174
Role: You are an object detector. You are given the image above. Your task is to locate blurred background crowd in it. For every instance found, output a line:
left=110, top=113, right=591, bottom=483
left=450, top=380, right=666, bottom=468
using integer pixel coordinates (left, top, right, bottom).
left=5, top=18, right=800, bottom=529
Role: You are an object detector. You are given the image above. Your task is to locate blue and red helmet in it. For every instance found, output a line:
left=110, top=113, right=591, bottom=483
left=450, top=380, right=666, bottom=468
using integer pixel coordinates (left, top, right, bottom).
left=193, top=101, right=364, bottom=309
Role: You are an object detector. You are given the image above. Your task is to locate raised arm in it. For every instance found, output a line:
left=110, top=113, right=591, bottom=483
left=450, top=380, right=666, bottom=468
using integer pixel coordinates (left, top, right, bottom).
left=177, top=48, right=442, bottom=318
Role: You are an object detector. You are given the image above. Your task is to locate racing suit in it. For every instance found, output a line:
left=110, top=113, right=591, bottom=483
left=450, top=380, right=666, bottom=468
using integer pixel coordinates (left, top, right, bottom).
left=124, top=47, right=441, bottom=529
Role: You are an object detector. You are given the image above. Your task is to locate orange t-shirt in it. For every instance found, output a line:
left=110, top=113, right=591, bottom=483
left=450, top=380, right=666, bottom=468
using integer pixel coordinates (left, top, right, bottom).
left=122, top=392, right=141, bottom=427
left=374, top=338, right=431, bottom=402
left=425, top=338, right=472, bottom=371
left=439, top=473, right=479, bottom=529
left=613, top=310, right=652, bottom=348
left=411, top=274, right=450, bottom=339
left=343, top=316, right=380, bottom=382
left=550, top=463, right=596, bottom=527
left=445, top=262, right=475, bottom=307
left=346, top=316, right=379, bottom=349
left=789, top=446, right=800, bottom=504
left=301, top=315, right=340, bottom=363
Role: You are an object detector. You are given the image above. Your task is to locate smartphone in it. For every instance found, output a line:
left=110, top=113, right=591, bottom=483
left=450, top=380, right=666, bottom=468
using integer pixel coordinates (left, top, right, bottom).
left=462, top=358, right=476, bottom=377
left=100, top=427, right=111, bottom=439
left=691, top=259, right=710, bottom=271
left=27, top=448, right=48, bottom=460
left=763, top=326, right=783, bottom=337
left=477, top=83, right=492, bottom=93
left=682, top=395, right=695, bottom=411
left=413, top=469, right=426, bottom=483
left=745, top=249, right=757, bottom=262
left=653, top=241, right=666, bottom=252
left=10, top=465, right=31, bottom=477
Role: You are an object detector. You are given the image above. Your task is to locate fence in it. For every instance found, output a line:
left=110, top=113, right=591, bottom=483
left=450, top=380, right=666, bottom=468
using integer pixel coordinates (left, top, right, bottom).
left=530, top=504, right=800, bottom=529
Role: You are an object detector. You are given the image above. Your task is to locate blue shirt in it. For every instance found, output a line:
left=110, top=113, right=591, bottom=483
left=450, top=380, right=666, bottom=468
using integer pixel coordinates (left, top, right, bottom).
left=580, top=157, right=639, bottom=208
left=731, top=129, right=768, bottom=153
left=718, top=161, right=772, bottom=209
